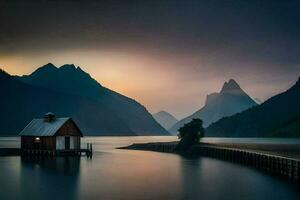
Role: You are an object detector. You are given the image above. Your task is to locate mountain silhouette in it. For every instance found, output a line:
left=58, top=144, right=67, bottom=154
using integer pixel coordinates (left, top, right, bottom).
left=206, top=77, right=300, bottom=137
left=153, top=111, right=178, bottom=130
left=0, top=69, right=132, bottom=135
left=169, top=79, right=257, bottom=134
left=0, top=64, right=168, bottom=136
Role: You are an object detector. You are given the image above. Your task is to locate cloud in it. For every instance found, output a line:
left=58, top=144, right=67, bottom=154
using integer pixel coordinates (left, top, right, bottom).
left=0, top=0, right=299, bottom=118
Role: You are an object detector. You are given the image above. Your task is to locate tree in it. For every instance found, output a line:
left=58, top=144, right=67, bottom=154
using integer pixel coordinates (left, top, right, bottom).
left=175, top=118, right=205, bottom=151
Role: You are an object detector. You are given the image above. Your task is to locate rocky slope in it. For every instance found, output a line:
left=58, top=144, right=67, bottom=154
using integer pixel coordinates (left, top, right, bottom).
left=169, top=79, right=257, bottom=134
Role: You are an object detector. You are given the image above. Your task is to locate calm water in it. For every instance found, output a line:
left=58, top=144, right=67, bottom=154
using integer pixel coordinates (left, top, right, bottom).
left=0, top=136, right=300, bottom=200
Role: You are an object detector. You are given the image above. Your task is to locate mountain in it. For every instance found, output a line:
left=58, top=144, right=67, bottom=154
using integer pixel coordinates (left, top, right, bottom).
left=153, top=111, right=178, bottom=130
left=206, top=77, right=300, bottom=137
left=0, top=68, right=132, bottom=135
left=0, top=64, right=168, bottom=136
left=169, top=79, right=257, bottom=134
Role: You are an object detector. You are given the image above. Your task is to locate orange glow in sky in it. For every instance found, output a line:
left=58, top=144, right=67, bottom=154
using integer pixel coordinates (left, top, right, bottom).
left=0, top=50, right=296, bottom=119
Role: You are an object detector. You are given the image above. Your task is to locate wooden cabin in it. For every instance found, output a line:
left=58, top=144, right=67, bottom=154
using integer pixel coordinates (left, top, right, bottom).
left=19, top=113, right=83, bottom=151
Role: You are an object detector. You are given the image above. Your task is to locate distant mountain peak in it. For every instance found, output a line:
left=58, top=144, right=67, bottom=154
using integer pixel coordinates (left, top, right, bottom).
left=58, top=64, right=91, bottom=77
left=169, top=78, right=257, bottom=133
left=205, top=79, right=249, bottom=106
left=60, top=64, right=76, bottom=70
left=31, top=63, right=91, bottom=78
left=221, top=79, right=241, bottom=93
left=44, top=62, right=56, bottom=68
left=29, top=63, right=57, bottom=76
left=39, top=62, right=57, bottom=70
left=153, top=111, right=178, bottom=130
left=206, top=76, right=300, bottom=137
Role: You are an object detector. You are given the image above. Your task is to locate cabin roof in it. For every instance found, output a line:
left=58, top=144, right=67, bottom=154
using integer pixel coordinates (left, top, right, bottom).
left=19, top=117, right=79, bottom=136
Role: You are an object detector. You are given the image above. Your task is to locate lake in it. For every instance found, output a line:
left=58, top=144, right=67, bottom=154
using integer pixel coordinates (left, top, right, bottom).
left=0, top=136, right=300, bottom=200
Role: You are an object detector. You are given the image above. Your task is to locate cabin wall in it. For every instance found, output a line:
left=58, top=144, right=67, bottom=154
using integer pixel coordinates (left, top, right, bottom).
left=55, top=119, right=82, bottom=150
left=56, top=120, right=82, bottom=137
left=21, top=136, right=81, bottom=150
left=41, top=137, right=56, bottom=150
left=21, top=137, right=33, bottom=149
left=21, top=136, right=55, bottom=150
left=56, top=136, right=81, bottom=150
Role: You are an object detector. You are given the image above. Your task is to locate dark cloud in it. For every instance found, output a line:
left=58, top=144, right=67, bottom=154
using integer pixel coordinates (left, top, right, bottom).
left=0, top=0, right=299, bottom=117
left=1, top=1, right=300, bottom=57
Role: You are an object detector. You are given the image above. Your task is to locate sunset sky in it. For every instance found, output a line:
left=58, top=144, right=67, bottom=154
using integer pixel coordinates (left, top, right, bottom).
left=1, top=0, right=299, bottom=119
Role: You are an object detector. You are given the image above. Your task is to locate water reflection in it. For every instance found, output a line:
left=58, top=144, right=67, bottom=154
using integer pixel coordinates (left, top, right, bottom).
left=0, top=137, right=300, bottom=200
left=178, top=156, right=300, bottom=200
left=179, top=157, right=202, bottom=200
left=19, top=157, right=80, bottom=200
left=21, top=156, right=80, bottom=174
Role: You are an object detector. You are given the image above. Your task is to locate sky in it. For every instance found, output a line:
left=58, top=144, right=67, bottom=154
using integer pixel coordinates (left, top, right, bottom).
left=0, top=0, right=300, bottom=119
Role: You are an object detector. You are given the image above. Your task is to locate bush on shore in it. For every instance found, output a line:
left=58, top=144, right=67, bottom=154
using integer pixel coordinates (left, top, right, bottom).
left=175, top=118, right=204, bottom=152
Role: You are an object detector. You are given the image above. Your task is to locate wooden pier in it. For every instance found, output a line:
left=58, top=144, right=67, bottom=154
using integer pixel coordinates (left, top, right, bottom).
left=120, top=142, right=300, bottom=183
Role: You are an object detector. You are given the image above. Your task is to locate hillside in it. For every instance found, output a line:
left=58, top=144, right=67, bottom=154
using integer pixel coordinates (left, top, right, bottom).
left=0, top=69, right=133, bottom=135
left=206, top=77, right=300, bottom=137
left=0, top=65, right=168, bottom=136
left=169, top=79, right=257, bottom=134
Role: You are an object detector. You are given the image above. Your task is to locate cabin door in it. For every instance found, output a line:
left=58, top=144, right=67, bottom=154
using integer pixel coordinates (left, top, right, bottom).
left=65, top=136, right=70, bottom=150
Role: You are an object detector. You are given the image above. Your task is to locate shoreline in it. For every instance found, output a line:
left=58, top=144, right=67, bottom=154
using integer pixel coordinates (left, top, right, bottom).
left=119, top=141, right=300, bottom=160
